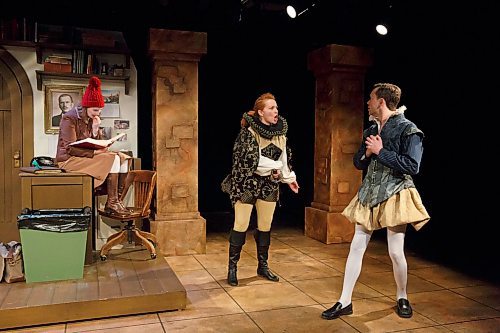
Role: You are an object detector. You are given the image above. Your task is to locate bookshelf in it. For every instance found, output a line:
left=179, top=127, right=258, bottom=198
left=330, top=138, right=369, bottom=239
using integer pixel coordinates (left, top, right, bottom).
left=0, top=21, right=131, bottom=94
left=0, top=17, right=35, bottom=42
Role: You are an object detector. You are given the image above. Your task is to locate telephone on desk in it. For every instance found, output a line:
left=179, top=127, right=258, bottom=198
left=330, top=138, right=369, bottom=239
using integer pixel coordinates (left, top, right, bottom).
left=30, top=156, right=56, bottom=168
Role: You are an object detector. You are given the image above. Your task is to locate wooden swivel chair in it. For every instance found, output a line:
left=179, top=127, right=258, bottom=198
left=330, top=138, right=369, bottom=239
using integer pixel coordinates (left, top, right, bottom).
left=98, top=170, right=158, bottom=261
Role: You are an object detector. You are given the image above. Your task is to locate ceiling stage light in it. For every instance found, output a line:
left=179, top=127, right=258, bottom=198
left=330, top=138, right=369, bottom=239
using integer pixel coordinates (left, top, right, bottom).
left=376, top=24, right=388, bottom=35
left=286, top=5, right=297, bottom=18
left=286, top=1, right=317, bottom=19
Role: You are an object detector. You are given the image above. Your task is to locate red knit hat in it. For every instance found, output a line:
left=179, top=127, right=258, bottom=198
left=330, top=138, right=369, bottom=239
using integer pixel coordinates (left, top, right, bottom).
left=82, top=76, right=105, bottom=108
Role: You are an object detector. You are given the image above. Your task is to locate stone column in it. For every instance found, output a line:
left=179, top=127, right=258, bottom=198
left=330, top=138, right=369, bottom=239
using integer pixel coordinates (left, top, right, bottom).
left=148, top=29, right=207, bottom=255
left=305, top=44, right=373, bottom=244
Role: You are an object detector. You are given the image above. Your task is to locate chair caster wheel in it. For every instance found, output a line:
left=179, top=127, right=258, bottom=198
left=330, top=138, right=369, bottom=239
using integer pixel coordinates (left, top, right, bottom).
left=151, top=253, right=157, bottom=259
left=100, top=255, right=107, bottom=261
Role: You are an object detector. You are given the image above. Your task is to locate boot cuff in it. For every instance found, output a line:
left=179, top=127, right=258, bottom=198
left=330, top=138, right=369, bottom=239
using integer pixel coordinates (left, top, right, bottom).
left=254, top=230, right=271, bottom=246
left=229, top=229, right=246, bottom=246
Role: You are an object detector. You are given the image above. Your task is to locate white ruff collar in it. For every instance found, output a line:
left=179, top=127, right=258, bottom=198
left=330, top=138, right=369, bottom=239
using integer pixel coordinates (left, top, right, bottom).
left=369, top=105, right=407, bottom=131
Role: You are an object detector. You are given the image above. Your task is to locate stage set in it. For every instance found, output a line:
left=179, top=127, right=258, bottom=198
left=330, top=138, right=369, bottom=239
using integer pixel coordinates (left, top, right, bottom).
left=0, top=248, right=185, bottom=330
left=0, top=29, right=377, bottom=330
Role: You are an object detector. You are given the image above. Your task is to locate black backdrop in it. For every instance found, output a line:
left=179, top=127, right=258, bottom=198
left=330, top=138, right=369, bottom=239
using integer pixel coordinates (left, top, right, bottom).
left=195, top=2, right=498, bottom=284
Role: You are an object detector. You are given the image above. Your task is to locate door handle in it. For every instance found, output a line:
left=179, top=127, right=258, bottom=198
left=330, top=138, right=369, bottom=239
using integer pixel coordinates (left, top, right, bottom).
left=13, top=150, right=21, bottom=168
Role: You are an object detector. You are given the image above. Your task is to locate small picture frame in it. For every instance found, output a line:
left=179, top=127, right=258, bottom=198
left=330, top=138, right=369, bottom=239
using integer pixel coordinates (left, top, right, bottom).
left=45, top=85, right=85, bottom=134
left=101, top=89, right=120, bottom=118
left=114, top=119, right=129, bottom=129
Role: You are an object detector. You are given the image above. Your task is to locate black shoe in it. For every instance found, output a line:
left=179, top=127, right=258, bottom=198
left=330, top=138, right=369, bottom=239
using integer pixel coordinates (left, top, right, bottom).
left=321, top=302, right=353, bottom=320
left=227, top=268, right=238, bottom=286
left=396, top=298, right=413, bottom=318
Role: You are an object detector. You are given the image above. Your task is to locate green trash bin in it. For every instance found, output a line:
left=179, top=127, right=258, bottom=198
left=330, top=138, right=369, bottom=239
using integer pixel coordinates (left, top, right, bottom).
left=17, top=207, right=91, bottom=283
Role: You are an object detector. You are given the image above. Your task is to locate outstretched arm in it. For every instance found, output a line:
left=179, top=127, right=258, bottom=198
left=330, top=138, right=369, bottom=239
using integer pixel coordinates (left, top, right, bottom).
left=288, top=181, right=299, bottom=193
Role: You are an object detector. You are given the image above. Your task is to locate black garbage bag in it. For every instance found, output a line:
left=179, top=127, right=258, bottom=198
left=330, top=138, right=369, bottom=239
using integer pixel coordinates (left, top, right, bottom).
left=17, top=207, right=91, bottom=233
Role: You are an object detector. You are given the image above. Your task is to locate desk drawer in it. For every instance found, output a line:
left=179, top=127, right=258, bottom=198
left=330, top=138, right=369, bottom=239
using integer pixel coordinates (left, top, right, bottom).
left=32, top=185, right=84, bottom=209
left=31, top=176, right=84, bottom=185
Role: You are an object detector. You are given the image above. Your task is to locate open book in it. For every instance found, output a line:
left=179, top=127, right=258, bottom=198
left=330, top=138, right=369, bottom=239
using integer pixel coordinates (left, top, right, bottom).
left=69, top=133, right=126, bottom=150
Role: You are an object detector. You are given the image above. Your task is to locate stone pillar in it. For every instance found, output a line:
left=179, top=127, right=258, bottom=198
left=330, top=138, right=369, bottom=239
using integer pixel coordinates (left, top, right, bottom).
left=305, top=44, right=373, bottom=244
left=148, top=29, right=207, bottom=255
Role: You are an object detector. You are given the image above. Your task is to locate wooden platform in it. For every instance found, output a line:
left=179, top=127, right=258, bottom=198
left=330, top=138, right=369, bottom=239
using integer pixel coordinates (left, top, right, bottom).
left=0, top=248, right=186, bottom=330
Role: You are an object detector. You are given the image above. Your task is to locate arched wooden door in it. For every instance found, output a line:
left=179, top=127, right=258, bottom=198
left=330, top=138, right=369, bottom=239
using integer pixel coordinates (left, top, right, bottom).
left=0, top=49, right=33, bottom=242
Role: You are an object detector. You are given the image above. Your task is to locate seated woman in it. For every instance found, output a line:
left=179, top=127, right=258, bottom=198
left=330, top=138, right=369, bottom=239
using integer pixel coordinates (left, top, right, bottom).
left=56, top=76, right=130, bottom=215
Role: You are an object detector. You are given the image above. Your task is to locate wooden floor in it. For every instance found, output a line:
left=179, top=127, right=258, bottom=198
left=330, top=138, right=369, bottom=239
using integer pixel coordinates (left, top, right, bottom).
left=0, top=248, right=186, bottom=330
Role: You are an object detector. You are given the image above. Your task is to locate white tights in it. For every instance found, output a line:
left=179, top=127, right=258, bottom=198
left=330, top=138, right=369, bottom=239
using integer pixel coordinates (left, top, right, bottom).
left=338, top=224, right=408, bottom=307
left=109, top=155, right=128, bottom=173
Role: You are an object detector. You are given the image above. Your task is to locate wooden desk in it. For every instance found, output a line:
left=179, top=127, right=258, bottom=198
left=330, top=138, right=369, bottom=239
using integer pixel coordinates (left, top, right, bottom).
left=20, top=172, right=94, bottom=264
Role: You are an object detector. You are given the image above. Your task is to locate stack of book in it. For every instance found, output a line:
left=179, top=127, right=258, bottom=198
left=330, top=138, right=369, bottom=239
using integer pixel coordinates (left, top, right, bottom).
left=20, top=166, right=64, bottom=174
left=44, top=54, right=72, bottom=73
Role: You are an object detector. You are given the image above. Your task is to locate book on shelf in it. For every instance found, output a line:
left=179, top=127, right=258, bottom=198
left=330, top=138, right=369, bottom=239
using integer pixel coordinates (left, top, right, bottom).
left=20, top=166, right=64, bottom=174
left=45, top=53, right=72, bottom=64
left=69, top=133, right=126, bottom=150
left=44, top=62, right=72, bottom=73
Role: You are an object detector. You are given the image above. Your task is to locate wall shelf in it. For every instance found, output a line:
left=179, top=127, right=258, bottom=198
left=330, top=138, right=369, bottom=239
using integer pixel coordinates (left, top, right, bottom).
left=0, top=41, right=130, bottom=69
left=34, top=43, right=130, bottom=64
left=2, top=25, right=132, bottom=95
left=35, top=70, right=130, bottom=95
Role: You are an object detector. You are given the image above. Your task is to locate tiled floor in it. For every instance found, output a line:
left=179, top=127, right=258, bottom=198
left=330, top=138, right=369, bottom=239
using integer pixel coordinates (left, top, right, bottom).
left=5, top=227, right=500, bottom=332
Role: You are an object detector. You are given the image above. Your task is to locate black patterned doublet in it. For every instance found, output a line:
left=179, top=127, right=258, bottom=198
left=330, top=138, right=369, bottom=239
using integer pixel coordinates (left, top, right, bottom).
left=221, top=122, right=284, bottom=206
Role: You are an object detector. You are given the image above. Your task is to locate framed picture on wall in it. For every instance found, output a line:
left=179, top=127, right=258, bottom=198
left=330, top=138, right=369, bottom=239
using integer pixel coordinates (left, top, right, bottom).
left=101, top=89, right=120, bottom=118
left=44, top=85, right=85, bottom=134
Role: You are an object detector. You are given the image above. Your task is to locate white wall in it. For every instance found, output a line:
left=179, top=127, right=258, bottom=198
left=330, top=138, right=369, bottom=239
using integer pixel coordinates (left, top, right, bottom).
left=5, top=46, right=138, bottom=159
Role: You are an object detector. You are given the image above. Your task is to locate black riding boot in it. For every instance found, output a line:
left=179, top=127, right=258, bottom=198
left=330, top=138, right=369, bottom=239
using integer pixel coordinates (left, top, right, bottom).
left=254, top=229, right=279, bottom=282
left=227, top=229, right=246, bottom=286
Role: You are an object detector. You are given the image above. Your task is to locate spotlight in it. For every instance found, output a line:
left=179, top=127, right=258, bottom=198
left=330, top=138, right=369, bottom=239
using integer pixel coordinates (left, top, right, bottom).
left=286, top=1, right=317, bottom=19
left=376, top=24, right=388, bottom=35
left=375, top=2, right=393, bottom=35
